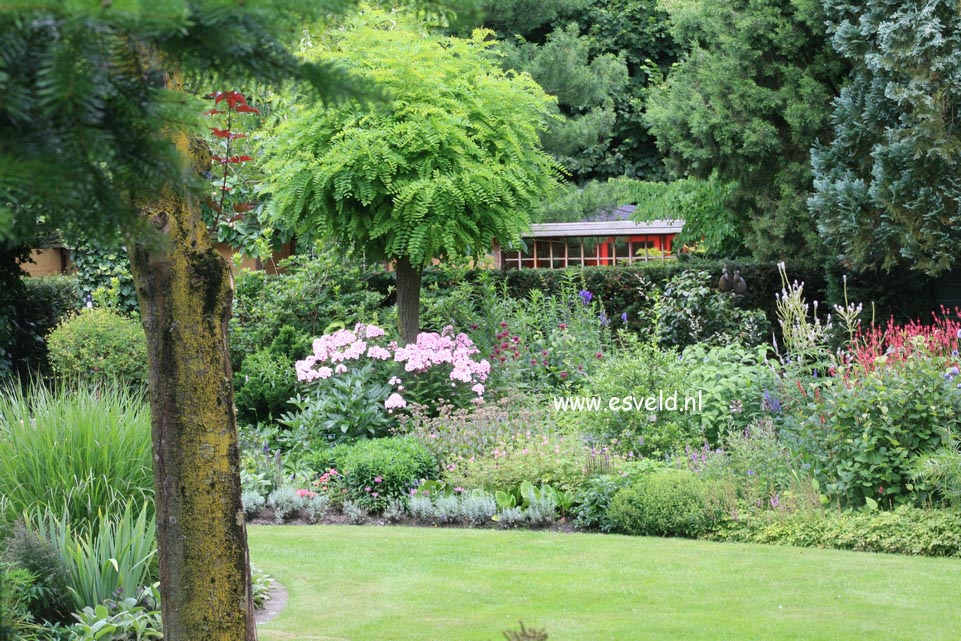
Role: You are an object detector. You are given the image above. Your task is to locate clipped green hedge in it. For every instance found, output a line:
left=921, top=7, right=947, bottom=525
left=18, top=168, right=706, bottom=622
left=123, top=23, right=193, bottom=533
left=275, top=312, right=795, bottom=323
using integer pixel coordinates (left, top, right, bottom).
left=47, top=308, right=147, bottom=386
left=715, top=506, right=961, bottom=557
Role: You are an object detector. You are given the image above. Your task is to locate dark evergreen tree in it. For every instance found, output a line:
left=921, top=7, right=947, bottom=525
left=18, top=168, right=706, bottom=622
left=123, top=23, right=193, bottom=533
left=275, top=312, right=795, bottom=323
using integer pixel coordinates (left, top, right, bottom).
left=811, top=0, right=961, bottom=276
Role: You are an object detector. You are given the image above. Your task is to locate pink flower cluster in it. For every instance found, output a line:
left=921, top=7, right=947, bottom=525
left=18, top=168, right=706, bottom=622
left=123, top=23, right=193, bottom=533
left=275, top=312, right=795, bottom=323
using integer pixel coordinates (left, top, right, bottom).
left=295, top=323, right=490, bottom=410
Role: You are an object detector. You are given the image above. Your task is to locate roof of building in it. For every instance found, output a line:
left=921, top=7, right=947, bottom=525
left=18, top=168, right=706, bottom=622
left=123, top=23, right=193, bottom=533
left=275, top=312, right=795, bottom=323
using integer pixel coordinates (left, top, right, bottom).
left=526, top=218, right=684, bottom=238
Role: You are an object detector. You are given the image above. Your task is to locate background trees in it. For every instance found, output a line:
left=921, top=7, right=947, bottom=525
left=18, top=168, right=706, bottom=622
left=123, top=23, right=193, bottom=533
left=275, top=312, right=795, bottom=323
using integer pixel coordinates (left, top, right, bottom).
left=811, top=0, right=961, bottom=276
left=645, top=0, right=846, bottom=261
left=259, top=10, right=561, bottom=344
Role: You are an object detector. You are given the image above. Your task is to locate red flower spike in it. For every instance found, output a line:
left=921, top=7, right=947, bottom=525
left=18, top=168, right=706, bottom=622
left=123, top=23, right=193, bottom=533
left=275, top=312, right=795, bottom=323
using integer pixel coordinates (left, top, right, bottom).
left=203, top=108, right=223, bottom=116
left=227, top=155, right=253, bottom=163
left=235, top=104, right=260, bottom=114
left=233, top=202, right=258, bottom=213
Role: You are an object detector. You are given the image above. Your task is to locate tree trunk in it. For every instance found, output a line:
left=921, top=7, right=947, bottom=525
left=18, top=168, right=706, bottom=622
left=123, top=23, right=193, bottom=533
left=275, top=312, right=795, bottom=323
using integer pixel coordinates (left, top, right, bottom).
left=129, top=130, right=255, bottom=641
left=395, top=255, right=422, bottom=345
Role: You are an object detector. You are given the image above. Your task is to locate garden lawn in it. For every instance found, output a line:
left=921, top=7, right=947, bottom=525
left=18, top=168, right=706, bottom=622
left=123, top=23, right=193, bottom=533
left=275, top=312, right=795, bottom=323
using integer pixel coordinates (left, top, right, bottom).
left=249, top=525, right=961, bottom=641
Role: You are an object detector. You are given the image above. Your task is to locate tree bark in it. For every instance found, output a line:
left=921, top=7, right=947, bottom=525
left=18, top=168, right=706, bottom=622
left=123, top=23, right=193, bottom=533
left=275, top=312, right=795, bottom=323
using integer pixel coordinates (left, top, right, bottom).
left=129, top=130, right=255, bottom=641
left=395, top=255, right=422, bottom=345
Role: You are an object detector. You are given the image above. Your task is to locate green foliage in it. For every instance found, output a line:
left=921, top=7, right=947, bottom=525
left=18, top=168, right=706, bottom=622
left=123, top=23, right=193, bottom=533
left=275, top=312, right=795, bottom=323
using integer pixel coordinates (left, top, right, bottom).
left=260, top=9, right=560, bottom=270
left=17, top=276, right=81, bottom=375
left=646, top=0, right=845, bottom=261
left=0, top=0, right=360, bottom=246
left=497, top=23, right=628, bottom=179
left=652, top=270, right=770, bottom=349
left=2, top=524, right=72, bottom=625
left=327, top=437, right=438, bottom=512
left=0, top=383, right=153, bottom=531
left=66, top=240, right=137, bottom=317
left=578, top=337, right=695, bottom=457
left=811, top=0, right=961, bottom=276
left=31, top=503, right=157, bottom=612
left=914, top=436, right=961, bottom=507
left=281, top=363, right=395, bottom=448
left=607, top=468, right=721, bottom=537
left=0, top=562, right=42, bottom=641
left=570, top=459, right=665, bottom=531
left=780, top=358, right=961, bottom=508
left=46, top=310, right=147, bottom=388
left=678, top=342, right=778, bottom=446
left=229, top=244, right=384, bottom=372
left=0, top=246, right=31, bottom=380
left=445, top=432, right=593, bottom=494
left=716, top=506, right=961, bottom=558
left=234, top=326, right=308, bottom=425
left=68, top=585, right=162, bottom=641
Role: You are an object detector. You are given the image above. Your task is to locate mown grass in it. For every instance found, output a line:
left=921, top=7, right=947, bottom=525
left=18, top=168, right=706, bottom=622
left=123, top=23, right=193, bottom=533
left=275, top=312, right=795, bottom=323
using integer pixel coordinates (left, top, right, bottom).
left=250, top=525, right=961, bottom=641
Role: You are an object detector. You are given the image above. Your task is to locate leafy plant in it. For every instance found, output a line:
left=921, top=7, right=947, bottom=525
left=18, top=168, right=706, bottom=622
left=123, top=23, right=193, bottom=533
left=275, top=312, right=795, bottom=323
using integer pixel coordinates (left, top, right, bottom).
left=68, top=585, right=162, bottom=641
left=0, top=383, right=152, bottom=531
left=2, top=524, right=72, bottom=625
left=607, top=469, right=721, bottom=538
left=46, top=310, right=148, bottom=387
left=328, top=437, right=437, bottom=512
left=781, top=356, right=961, bottom=507
left=31, top=503, right=157, bottom=612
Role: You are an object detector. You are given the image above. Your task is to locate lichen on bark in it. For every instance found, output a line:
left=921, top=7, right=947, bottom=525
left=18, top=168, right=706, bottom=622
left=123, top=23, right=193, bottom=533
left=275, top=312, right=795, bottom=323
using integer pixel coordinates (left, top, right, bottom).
left=130, top=123, right=255, bottom=641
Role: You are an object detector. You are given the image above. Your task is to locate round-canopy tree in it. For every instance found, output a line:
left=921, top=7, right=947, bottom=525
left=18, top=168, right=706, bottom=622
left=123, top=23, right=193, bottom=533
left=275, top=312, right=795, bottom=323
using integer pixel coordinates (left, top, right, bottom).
left=260, top=9, right=561, bottom=343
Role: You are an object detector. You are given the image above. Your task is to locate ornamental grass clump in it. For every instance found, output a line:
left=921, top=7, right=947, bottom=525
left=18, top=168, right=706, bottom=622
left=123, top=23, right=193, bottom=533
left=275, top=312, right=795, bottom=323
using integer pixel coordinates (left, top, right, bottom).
left=0, top=382, right=152, bottom=532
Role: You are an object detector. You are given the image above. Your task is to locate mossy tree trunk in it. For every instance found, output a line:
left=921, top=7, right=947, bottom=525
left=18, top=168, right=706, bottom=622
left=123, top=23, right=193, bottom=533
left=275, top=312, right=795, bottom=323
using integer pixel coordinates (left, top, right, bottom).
left=129, top=129, right=256, bottom=641
left=396, top=255, right=422, bottom=345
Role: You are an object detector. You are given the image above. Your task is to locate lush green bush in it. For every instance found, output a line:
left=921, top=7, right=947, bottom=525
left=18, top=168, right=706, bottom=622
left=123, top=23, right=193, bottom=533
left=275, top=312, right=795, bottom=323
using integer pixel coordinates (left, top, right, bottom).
left=323, top=437, right=437, bottom=512
left=716, top=506, right=961, bottom=557
left=233, top=325, right=308, bottom=425
left=914, top=436, right=961, bottom=507
left=679, top=342, right=779, bottom=446
left=30, top=502, right=156, bottom=611
left=230, top=244, right=386, bottom=372
left=46, top=309, right=147, bottom=387
left=445, top=432, right=601, bottom=495
left=0, top=383, right=153, bottom=531
left=399, top=396, right=557, bottom=468
left=577, top=337, right=694, bottom=458
left=17, top=276, right=81, bottom=375
left=650, top=269, right=770, bottom=349
left=1, top=524, right=72, bottom=625
left=281, top=363, right=396, bottom=449
left=571, top=460, right=666, bottom=532
left=607, top=468, right=722, bottom=538
left=67, top=239, right=138, bottom=316
left=779, top=356, right=961, bottom=507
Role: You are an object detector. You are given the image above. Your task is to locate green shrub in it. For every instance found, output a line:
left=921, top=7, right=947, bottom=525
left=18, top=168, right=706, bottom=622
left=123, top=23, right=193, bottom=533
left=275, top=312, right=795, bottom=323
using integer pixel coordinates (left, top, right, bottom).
left=31, top=502, right=156, bottom=611
left=234, top=326, right=308, bottom=425
left=328, top=437, right=437, bottom=512
left=652, top=269, right=770, bottom=349
left=229, top=243, right=385, bottom=372
left=716, top=506, right=961, bottom=557
left=578, top=337, right=694, bottom=458
left=445, top=433, right=595, bottom=495
left=0, top=562, right=42, bottom=641
left=18, top=276, right=81, bottom=375
left=780, top=356, right=961, bottom=507
left=607, top=469, right=721, bottom=538
left=1, top=524, right=71, bottom=625
left=46, top=309, right=147, bottom=387
left=571, top=460, right=666, bottom=532
left=914, top=435, right=961, bottom=507
left=67, top=239, right=138, bottom=317
left=0, top=383, right=153, bottom=531
left=281, top=362, right=395, bottom=448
